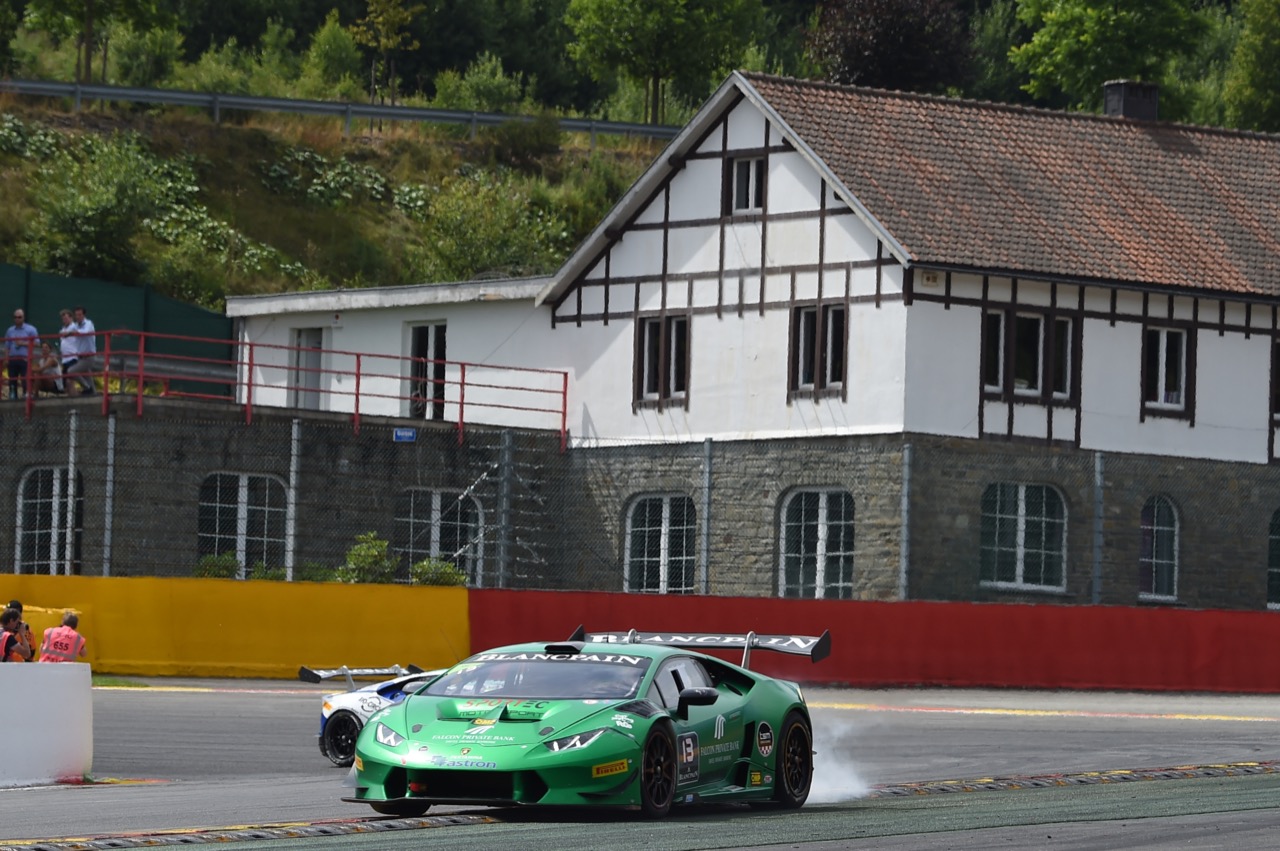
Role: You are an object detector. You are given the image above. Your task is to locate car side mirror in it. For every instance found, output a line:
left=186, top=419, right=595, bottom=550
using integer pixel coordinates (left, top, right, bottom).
left=675, top=687, right=718, bottom=719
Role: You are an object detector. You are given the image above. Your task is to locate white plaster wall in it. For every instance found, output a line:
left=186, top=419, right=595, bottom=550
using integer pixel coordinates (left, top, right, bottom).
left=904, top=300, right=981, bottom=437
left=768, top=152, right=822, bottom=215
left=1078, top=319, right=1269, bottom=462
left=667, top=159, right=723, bottom=221
left=726, top=106, right=769, bottom=150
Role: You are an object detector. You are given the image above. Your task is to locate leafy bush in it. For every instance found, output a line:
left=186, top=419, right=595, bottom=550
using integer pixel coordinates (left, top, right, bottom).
left=193, top=552, right=241, bottom=578
left=294, top=561, right=339, bottom=583
left=336, top=531, right=397, bottom=584
left=302, top=10, right=363, bottom=88
left=115, top=25, right=184, bottom=88
left=410, top=558, right=467, bottom=587
left=485, top=113, right=563, bottom=173
left=431, top=52, right=526, bottom=114
left=0, top=114, right=62, bottom=160
left=251, top=564, right=287, bottom=580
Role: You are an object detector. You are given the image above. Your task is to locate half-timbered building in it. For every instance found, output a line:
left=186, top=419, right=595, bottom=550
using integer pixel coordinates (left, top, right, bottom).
left=228, top=72, right=1280, bottom=611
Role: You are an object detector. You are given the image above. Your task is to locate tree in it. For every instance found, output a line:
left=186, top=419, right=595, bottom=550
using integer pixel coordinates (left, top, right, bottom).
left=1223, top=0, right=1280, bottom=131
left=806, top=0, right=972, bottom=93
left=968, top=0, right=1034, bottom=104
left=26, top=0, right=175, bottom=83
left=565, top=0, right=765, bottom=125
left=350, top=0, right=425, bottom=106
left=1010, top=0, right=1205, bottom=111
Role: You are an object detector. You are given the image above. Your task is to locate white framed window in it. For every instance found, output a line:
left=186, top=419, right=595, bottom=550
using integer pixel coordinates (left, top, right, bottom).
left=980, top=483, right=1066, bottom=590
left=983, top=310, right=1073, bottom=399
left=732, top=157, right=764, bottom=212
left=637, top=316, right=688, bottom=402
left=198, top=473, right=287, bottom=578
left=1143, top=327, right=1186, bottom=411
left=408, top=323, right=447, bottom=420
left=625, top=494, right=697, bottom=594
left=1268, top=509, right=1280, bottom=610
left=779, top=489, right=855, bottom=599
left=16, top=467, right=83, bottom=575
left=395, top=489, right=484, bottom=585
left=1139, top=495, right=1178, bottom=600
left=792, top=304, right=846, bottom=395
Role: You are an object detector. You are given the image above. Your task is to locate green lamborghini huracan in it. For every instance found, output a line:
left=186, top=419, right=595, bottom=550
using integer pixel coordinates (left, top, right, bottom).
left=343, top=627, right=831, bottom=818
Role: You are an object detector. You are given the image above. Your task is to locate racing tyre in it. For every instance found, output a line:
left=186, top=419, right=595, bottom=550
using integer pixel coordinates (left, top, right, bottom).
left=371, top=800, right=431, bottom=817
left=639, top=724, right=677, bottom=818
left=321, top=711, right=362, bottom=767
left=773, top=711, right=813, bottom=808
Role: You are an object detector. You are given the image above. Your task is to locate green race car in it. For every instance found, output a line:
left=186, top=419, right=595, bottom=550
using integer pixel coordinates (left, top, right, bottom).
left=343, top=626, right=831, bottom=818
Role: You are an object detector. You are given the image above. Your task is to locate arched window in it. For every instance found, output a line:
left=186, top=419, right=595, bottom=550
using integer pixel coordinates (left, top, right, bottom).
left=395, top=489, right=484, bottom=585
left=1267, top=509, right=1280, bottom=609
left=980, top=483, right=1066, bottom=590
left=625, top=494, right=696, bottom=594
left=779, top=489, right=854, bottom=599
left=1139, top=495, right=1179, bottom=600
left=16, top=467, right=84, bottom=575
left=198, top=473, right=287, bottom=578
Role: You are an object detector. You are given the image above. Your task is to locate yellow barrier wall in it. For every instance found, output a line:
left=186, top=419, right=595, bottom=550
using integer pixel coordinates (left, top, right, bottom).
left=4, top=576, right=470, bottom=678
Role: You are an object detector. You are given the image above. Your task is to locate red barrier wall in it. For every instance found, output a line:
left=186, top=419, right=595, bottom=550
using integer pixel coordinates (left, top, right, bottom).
left=468, top=591, right=1280, bottom=693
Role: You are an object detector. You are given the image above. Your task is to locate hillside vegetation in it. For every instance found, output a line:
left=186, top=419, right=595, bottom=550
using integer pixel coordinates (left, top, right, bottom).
left=0, top=99, right=656, bottom=309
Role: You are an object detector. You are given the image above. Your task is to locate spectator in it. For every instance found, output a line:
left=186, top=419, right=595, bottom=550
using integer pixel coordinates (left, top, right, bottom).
left=60, top=306, right=96, bottom=396
left=4, top=309, right=39, bottom=400
left=1, top=607, right=32, bottom=662
left=32, top=341, right=63, bottom=396
left=38, top=612, right=87, bottom=662
left=6, top=599, right=35, bottom=661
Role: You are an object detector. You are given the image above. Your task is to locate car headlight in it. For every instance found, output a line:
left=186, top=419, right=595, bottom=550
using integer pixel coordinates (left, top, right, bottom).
left=544, top=728, right=608, bottom=753
left=374, top=723, right=405, bottom=748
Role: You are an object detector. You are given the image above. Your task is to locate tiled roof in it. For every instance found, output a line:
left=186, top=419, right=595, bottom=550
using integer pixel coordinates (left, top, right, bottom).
left=743, top=73, right=1280, bottom=297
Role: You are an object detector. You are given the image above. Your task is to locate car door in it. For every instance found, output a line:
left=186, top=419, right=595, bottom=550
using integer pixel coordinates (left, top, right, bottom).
left=649, top=656, right=746, bottom=793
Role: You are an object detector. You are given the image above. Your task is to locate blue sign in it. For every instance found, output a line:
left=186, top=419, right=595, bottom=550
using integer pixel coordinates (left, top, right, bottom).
left=393, top=427, right=417, bottom=443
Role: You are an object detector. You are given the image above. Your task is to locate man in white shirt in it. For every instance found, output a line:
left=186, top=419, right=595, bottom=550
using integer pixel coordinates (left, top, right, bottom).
left=60, top=306, right=97, bottom=395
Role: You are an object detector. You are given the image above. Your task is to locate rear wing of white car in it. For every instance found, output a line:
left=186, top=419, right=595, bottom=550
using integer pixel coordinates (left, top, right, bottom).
left=298, top=664, right=426, bottom=690
left=577, top=628, right=831, bottom=670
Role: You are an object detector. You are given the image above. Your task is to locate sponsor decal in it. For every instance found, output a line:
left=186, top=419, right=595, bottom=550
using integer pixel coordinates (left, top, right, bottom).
left=749, top=770, right=763, bottom=787
left=588, top=633, right=822, bottom=652
left=757, top=723, right=774, bottom=758
left=359, top=696, right=383, bottom=713
left=764, top=774, right=773, bottom=784
left=471, top=718, right=497, bottom=726
left=714, top=714, right=726, bottom=739
left=462, top=699, right=550, bottom=710
left=475, top=652, right=648, bottom=666
left=459, top=747, right=471, bottom=755
left=591, top=759, right=629, bottom=778
left=677, top=733, right=700, bottom=785
left=611, top=713, right=634, bottom=730
left=429, top=755, right=498, bottom=769
left=430, top=732, right=517, bottom=742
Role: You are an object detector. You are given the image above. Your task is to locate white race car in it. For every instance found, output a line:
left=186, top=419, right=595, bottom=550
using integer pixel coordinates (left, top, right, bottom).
left=298, top=665, right=443, bottom=766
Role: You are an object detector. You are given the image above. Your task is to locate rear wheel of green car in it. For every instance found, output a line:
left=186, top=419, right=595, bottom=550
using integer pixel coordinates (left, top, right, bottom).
left=371, top=800, right=431, bottom=817
left=640, top=724, right=677, bottom=818
left=773, top=711, right=813, bottom=808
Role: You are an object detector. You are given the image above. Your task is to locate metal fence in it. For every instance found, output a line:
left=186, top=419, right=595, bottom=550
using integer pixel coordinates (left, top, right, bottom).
left=9, top=406, right=1280, bottom=613
left=0, top=79, right=682, bottom=143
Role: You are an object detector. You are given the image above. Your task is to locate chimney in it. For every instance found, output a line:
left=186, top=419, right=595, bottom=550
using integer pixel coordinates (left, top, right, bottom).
left=1103, top=80, right=1158, bottom=121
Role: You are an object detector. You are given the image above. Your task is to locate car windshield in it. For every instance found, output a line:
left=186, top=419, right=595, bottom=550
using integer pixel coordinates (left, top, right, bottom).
left=424, top=654, right=650, bottom=700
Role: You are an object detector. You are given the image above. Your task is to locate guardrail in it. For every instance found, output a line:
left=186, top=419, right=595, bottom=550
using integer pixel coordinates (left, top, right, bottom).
left=0, top=79, right=681, bottom=143
left=3, top=329, right=570, bottom=448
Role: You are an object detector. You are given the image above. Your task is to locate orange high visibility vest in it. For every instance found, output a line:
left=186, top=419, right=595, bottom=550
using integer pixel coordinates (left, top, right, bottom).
left=39, top=625, right=85, bottom=662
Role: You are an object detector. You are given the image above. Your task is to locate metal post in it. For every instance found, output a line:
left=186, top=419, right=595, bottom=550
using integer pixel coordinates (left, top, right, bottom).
left=700, top=437, right=712, bottom=595
left=497, top=429, right=513, bottom=589
left=102, top=412, right=115, bottom=576
left=1092, top=451, right=1104, bottom=604
left=63, top=410, right=77, bottom=575
left=898, top=443, right=912, bottom=600
left=286, top=418, right=300, bottom=580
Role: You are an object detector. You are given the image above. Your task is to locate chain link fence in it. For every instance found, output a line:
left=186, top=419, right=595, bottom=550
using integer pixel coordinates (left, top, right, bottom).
left=7, top=403, right=1280, bottom=611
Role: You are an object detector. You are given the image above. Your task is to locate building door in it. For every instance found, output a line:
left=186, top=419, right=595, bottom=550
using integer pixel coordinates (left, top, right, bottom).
left=409, top=324, right=447, bottom=420
left=290, top=328, right=323, bottom=410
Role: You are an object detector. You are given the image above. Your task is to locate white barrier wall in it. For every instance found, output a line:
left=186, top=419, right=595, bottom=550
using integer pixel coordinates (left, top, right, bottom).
left=0, top=663, right=93, bottom=787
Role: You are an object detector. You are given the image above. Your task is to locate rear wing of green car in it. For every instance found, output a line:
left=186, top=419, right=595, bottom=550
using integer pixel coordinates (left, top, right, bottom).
left=576, top=628, right=831, bottom=670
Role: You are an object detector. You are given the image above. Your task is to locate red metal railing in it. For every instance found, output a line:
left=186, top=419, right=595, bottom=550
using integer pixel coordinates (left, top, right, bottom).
left=4, top=330, right=571, bottom=449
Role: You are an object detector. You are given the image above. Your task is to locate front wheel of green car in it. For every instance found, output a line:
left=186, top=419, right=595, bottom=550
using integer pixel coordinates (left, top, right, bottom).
left=640, top=724, right=677, bottom=818
left=371, top=800, right=431, bottom=817
left=773, top=711, right=813, bottom=808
